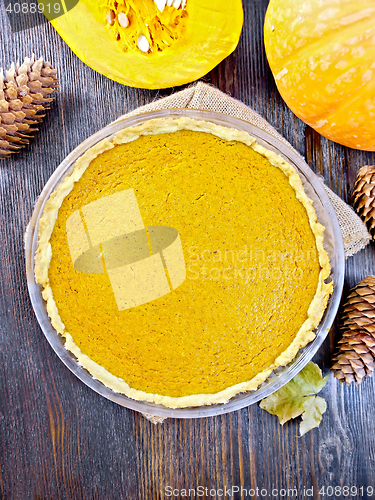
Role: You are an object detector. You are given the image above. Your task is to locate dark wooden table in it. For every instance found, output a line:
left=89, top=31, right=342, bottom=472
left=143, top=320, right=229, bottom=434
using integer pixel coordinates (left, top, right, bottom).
left=1, top=1, right=375, bottom=499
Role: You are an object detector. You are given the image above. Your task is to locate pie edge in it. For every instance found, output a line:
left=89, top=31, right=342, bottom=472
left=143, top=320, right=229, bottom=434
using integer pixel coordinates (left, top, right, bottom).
left=34, top=117, right=333, bottom=408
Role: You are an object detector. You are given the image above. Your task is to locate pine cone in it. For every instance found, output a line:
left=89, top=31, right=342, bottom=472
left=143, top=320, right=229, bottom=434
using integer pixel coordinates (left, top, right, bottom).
left=352, top=166, right=375, bottom=240
left=332, top=276, right=375, bottom=386
left=341, top=275, right=375, bottom=336
left=333, top=331, right=375, bottom=386
left=0, top=55, right=58, bottom=158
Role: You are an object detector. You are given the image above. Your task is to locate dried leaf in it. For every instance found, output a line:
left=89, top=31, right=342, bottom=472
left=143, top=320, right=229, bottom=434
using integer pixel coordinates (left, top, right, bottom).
left=300, top=395, right=327, bottom=436
left=259, top=362, right=328, bottom=436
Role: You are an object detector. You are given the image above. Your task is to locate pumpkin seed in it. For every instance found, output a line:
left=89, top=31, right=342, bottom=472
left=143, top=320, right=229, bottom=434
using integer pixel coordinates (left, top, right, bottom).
left=155, top=0, right=167, bottom=11
left=118, top=12, right=129, bottom=28
left=106, top=10, right=115, bottom=25
left=137, top=35, right=150, bottom=53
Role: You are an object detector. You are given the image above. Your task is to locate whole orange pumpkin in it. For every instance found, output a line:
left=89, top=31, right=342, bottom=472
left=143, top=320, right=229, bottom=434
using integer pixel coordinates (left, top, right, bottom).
left=264, top=0, right=375, bottom=151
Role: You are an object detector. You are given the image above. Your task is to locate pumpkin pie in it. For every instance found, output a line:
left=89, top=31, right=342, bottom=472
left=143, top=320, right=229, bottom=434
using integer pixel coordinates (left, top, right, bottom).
left=35, top=117, right=333, bottom=408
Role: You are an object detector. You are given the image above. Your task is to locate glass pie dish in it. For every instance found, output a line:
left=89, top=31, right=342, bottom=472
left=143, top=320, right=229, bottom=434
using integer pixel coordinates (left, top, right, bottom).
left=25, top=109, right=345, bottom=418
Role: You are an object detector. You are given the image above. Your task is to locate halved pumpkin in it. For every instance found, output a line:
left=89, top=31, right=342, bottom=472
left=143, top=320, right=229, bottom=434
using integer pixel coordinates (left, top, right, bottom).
left=48, top=0, right=243, bottom=89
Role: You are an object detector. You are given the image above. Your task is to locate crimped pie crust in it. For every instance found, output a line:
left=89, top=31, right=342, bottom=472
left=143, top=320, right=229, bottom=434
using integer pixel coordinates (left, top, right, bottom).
left=35, top=117, right=333, bottom=408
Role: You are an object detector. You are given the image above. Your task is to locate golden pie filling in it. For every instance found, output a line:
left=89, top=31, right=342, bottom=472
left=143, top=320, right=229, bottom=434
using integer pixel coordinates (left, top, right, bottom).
left=35, top=118, right=332, bottom=408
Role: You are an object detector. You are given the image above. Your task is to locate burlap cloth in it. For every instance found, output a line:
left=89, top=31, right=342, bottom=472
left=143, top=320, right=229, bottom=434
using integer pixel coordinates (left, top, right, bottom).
left=116, top=82, right=370, bottom=424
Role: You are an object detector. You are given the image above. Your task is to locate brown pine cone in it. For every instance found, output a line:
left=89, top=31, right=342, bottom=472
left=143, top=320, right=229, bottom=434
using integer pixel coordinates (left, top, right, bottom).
left=0, top=55, right=58, bottom=158
left=341, top=275, right=375, bottom=336
left=332, top=276, right=375, bottom=386
left=332, top=330, right=375, bottom=386
left=352, top=166, right=375, bottom=240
